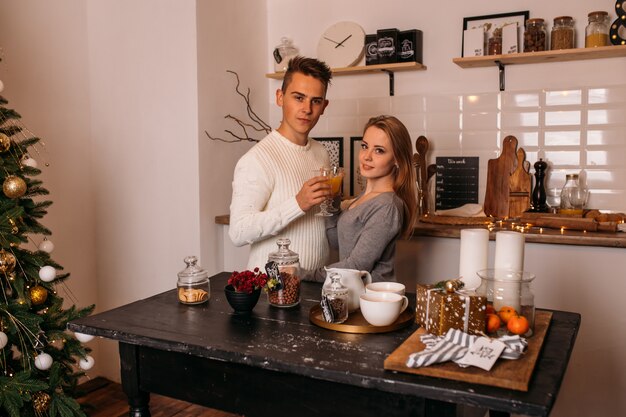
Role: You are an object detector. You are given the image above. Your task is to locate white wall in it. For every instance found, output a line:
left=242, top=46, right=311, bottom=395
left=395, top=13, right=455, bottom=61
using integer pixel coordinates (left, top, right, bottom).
left=84, top=0, right=201, bottom=380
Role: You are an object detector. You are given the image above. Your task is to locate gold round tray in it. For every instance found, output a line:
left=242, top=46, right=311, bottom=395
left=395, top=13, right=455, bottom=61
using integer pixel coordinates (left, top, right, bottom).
left=309, top=304, right=415, bottom=334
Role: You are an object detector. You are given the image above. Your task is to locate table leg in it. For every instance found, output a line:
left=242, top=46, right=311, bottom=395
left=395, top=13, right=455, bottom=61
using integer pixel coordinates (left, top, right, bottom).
left=119, top=342, right=151, bottom=417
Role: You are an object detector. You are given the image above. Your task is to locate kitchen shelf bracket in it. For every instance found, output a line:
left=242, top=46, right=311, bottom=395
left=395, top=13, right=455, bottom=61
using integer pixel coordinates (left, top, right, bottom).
left=381, top=69, right=395, bottom=96
left=496, top=60, right=506, bottom=91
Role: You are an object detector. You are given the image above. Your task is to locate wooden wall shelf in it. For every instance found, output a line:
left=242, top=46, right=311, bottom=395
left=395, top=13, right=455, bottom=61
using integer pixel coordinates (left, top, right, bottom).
left=453, top=45, right=626, bottom=91
left=453, top=44, right=626, bottom=68
left=265, top=61, right=426, bottom=79
left=266, top=62, right=426, bottom=96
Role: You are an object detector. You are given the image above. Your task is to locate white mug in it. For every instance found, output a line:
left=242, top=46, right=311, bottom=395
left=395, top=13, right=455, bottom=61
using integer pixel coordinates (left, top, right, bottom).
left=324, top=267, right=372, bottom=313
left=365, top=281, right=405, bottom=296
left=359, top=292, right=409, bottom=327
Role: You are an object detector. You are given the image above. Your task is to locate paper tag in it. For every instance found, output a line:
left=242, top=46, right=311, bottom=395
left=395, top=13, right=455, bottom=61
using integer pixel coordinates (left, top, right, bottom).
left=456, top=337, right=506, bottom=371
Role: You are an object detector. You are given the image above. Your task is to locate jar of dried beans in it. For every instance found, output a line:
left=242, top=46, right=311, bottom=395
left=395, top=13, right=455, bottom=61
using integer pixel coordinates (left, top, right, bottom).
left=320, top=273, right=349, bottom=324
left=551, top=16, right=575, bottom=50
left=266, top=238, right=301, bottom=308
left=524, top=18, right=547, bottom=52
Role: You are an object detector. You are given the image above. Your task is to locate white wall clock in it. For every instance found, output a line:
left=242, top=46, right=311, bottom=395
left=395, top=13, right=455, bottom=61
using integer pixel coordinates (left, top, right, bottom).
left=317, top=21, right=365, bottom=68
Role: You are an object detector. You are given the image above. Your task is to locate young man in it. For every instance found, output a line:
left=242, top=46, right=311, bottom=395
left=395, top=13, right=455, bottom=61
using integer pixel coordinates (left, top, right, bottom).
left=229, top=56, right=333, bottom=279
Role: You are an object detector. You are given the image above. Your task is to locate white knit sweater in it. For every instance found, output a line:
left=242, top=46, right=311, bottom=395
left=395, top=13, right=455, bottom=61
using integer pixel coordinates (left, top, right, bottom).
left=229, top=130, right=330, bottom=275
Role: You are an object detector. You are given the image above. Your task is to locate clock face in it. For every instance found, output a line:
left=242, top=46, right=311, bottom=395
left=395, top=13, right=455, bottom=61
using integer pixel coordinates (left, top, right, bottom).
left=317, top=21, right=366, bottom=68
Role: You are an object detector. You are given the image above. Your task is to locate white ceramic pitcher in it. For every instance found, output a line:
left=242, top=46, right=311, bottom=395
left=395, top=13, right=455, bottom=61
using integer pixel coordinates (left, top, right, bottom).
left=323, top=267, right=372, bottom=312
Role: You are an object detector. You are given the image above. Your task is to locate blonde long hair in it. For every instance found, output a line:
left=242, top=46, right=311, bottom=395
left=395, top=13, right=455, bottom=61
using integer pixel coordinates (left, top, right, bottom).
left=363, top=115, right=417, bottom=238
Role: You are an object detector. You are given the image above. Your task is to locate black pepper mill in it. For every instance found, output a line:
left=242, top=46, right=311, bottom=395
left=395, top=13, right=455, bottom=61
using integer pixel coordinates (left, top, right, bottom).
left=529, top=158, right=549, bottom=212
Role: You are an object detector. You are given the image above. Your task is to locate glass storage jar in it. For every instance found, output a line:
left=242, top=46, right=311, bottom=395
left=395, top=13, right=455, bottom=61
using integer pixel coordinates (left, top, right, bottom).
left=487, top=29, right=503, bottom=55
left=320, top=272, right=349, bottom=324
left=273, top=37, right=299, bottom=72
left=177, top=256, right=210, bottom=305
left=559, top=174, right=588, bottom=215
left=551, top=16, right=575, bottom=50
left=524, top=18, right=548, bottom=52
left=476, top=269, right=535, bottom=337
left=585, top=11, right=610, bottom=47
left=266, top=238, right=301, bottom=307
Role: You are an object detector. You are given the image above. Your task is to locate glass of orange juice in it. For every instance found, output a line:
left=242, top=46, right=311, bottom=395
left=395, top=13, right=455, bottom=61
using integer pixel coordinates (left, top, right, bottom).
left=316, top=166, right=344, bottom=216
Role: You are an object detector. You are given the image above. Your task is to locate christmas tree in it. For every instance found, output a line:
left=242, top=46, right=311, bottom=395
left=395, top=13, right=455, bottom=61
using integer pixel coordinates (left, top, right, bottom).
left=0, top=78, right=94, bottom=417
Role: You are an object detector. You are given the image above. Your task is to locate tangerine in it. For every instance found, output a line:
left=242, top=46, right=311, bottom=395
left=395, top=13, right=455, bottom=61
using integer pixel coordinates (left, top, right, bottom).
left=486, top=304, right=496, bottom=316
left=486, top=313, right=501, bottom=333
left=507, top=315, right=530, bottom=335
left=498, top=306, right=518, bottom=324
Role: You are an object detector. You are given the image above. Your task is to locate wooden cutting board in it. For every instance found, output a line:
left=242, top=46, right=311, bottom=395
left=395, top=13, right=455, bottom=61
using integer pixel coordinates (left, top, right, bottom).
left=484, top=136, right=518, bottom=218
left=384, top=310, right=552, bottom=391
left=508, top=147, right=532, bottom=217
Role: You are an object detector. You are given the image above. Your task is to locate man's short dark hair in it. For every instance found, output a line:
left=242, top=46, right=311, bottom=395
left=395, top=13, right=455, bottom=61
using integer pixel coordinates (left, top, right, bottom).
left=281, top=56, right=332, bottom=95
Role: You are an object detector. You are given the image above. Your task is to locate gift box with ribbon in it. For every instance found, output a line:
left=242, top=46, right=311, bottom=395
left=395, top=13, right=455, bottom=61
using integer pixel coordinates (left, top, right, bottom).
left=415, top=280, right=487, bottom=336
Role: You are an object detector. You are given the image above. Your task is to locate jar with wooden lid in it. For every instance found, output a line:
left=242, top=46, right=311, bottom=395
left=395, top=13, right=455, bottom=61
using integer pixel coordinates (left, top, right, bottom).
left=524, top=18, right=548, bottom=52
left=551, top=16, right=575, bottom=50
left=585, top=11, right=610, bottom=47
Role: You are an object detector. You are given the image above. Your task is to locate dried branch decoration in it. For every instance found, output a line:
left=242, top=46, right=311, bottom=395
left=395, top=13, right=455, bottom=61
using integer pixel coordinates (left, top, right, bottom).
left=205, top=70, right=271, bottom=143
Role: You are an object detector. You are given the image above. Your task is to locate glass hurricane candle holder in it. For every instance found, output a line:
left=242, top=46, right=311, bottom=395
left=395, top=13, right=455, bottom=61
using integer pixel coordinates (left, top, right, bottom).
left=476, top=269, right=536, bottom=337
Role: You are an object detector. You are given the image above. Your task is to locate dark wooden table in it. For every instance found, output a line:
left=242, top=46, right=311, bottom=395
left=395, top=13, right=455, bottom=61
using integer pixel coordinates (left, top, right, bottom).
left=68, top=272, right=580, bottom=417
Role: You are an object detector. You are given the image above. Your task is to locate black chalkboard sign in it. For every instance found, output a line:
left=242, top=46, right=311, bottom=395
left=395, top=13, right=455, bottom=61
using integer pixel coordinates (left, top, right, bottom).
left=435, top=157, right=479, bottom=210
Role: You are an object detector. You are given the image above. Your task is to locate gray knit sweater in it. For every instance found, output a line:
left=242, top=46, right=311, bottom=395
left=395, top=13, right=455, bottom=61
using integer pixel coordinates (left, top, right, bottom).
left=315, top=192, right=404, bottom=282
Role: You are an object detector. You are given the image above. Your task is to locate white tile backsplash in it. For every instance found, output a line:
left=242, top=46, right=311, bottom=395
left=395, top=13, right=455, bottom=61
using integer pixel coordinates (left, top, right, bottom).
left=320, top=85, right=626, bottom=211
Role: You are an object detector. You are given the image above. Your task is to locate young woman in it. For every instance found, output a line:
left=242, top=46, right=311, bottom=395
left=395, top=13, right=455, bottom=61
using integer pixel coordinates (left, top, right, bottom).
left=315, top=115, right=417, bottom=282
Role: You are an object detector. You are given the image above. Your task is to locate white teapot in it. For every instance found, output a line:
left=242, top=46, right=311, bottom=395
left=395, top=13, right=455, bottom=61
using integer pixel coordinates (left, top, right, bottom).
left=323, top=267, right=372, bottom=313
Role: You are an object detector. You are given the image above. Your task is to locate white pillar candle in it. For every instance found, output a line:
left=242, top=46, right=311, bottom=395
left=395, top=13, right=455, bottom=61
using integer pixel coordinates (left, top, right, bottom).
left=493, top=231, right=525, bottom=312
left=458, top=229, right=489, bottom=289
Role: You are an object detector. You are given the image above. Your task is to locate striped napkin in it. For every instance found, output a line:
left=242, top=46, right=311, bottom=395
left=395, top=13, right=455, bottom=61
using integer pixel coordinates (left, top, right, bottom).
left=406, top=328, right=527, bottom=368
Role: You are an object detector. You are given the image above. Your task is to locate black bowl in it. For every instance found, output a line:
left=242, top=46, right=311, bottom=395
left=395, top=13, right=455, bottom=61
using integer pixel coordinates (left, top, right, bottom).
left=224, top=285, right=261, bottom=314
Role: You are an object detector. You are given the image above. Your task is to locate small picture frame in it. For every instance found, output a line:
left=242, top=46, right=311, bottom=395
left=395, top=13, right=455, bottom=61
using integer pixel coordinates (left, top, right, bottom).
left=350, top=137, right=365, bottom=197
left=461, top=11, right=529, bottom=57
left=314, top=137, right=344, bottom=168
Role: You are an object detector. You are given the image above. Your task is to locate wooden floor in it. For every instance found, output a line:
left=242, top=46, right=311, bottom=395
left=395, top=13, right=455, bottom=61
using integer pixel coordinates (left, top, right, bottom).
left=78, top=377, right=240, bottom=417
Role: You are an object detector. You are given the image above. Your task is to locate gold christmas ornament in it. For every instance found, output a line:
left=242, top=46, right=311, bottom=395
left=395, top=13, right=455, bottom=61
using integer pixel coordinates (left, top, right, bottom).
left=0, top=250, right=17, bottom=273
left=0, top=133, right=11, bottom=152
left=8, top=218, right=18, bottom=234
left=29, top=285, right=48, bottom=305
left=2, top=175, right=27, bottom=198
left=32, top=391, right=51, bottom=414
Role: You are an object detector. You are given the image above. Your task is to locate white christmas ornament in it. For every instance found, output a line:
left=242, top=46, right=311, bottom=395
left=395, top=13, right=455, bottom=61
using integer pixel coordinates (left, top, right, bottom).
left=38, top=239, right=54, bottom=253
left=79, top=355, right=95, bottom=370
left=21, top=156, right=38, bottom=168
left=0, top=331, right=7, bottom=349
left=74, top=332, right=94, bottom=343
left=38, top=266, right=56, bottom=282
left=34, top=352, right=53, bottom=370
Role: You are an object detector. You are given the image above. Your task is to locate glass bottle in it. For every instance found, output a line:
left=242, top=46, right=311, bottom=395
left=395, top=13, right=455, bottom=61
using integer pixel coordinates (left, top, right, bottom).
left=551, top=16, right=575, bottom=50
left=476, top=269, right=535, bottom=337
left=177, top=256, right=210, bottom=305
left=321, top=272, right=349, bottom=324
left=524, top=18, right=547, bottom=52
left=266, top=238, right=301, bottom=307
left=585, top=11, right=610, bottom=47
left=273, top=37, right=299, bottom=72
left=559, top=174, right=588, bottom=214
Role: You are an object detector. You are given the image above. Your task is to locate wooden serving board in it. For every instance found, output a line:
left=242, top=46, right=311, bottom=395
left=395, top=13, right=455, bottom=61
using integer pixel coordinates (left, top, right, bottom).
left=484, top=136, right=518, bottom=218
left=419, top=215, right=493, bottom=226
left=508, top=147, right=531, bottom=217
left=384, top=310, right=552, bottom=391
